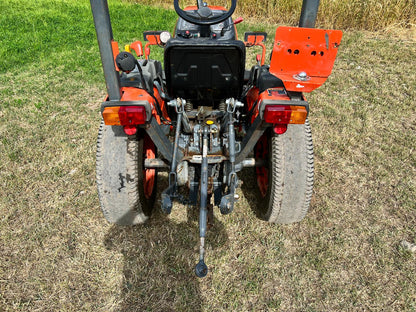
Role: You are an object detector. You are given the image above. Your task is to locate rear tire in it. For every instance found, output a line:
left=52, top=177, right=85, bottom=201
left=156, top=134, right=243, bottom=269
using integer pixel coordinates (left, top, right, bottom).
left=254, top=120, right=314, bottom=224
left=96, top=121, right=156, bottom=225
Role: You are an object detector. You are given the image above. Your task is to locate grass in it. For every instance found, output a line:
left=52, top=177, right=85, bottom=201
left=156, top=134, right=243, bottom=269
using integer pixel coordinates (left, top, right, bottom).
left=1, top=0, right=416, bottom=311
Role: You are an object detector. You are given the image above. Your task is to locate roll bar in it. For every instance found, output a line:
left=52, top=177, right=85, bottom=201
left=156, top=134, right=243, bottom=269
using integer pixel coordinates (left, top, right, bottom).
left=299, top=0, right=320, bottom=28
left=90, top=0, right=121, bottom=101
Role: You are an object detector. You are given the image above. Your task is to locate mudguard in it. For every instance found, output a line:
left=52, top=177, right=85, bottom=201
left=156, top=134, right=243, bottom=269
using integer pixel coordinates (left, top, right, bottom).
left=270, top=26, right=343, bottom=93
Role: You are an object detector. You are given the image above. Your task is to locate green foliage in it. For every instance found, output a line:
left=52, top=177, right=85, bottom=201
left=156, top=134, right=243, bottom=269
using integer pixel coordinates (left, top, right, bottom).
left=0, top=0, right=177, bottom=78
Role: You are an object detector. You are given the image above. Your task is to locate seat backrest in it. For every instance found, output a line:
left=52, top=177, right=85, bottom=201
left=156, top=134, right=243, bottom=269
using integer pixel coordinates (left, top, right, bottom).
left=164, top=39, right=246, bottom=105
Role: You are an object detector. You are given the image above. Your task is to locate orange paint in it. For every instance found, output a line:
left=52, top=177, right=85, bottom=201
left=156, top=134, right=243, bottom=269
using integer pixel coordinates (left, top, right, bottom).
left=130, top=41, right=143, bottom=57
left=120, top=87, right=169, bottom=125
left=111, top=40, right=120, bottom=71
left=245, top=38, right=266, bottom=65
left=270, top=26, right=343, bottom=93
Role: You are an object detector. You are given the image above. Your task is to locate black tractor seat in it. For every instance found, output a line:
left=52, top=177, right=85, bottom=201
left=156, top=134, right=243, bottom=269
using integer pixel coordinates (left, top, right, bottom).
left=164, top=38, right=246, bottom=106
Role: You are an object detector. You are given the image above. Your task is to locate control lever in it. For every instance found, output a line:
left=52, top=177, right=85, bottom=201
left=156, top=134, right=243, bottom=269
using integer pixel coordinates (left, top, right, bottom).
left=161, top=99, right=184, bottom=213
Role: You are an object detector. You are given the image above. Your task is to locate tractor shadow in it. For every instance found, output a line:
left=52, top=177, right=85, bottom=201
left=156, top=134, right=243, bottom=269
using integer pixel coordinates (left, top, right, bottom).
left=104, top=175, right=229, bottom=311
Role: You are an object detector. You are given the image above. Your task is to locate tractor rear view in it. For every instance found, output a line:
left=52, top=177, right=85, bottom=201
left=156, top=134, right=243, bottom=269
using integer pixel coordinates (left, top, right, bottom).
left=90, top=0, right=342, bottom=277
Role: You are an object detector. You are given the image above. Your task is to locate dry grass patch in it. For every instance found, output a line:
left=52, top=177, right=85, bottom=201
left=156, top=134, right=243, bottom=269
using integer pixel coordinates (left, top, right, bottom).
left=126, top=0, right=416, bottom=30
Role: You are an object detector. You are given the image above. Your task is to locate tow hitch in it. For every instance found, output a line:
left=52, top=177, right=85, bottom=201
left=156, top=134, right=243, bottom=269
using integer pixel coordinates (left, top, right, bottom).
left=91, top=0, right=342, bottom=278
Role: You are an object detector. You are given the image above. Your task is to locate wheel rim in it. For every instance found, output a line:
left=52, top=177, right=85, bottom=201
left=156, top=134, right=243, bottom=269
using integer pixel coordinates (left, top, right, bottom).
left=255, top=134, right=269, bottom=198
left=143, top=134, right=156, bottom=199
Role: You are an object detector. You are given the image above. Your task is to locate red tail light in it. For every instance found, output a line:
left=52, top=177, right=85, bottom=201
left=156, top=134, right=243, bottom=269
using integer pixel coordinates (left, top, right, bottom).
left=102, top=106, right=147, bottom=126
left=263, top=105, right=307, bottom=124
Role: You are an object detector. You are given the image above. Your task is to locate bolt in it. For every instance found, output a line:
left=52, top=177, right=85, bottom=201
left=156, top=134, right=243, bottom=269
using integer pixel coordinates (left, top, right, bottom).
left=298, top=71, right=307, bottom=79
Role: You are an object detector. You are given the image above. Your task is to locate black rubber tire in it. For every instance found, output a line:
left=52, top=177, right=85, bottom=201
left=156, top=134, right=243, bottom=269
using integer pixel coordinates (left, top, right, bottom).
left=96, top=121, right=156, bottom=225
left=254, top=120, right=314, bottom=224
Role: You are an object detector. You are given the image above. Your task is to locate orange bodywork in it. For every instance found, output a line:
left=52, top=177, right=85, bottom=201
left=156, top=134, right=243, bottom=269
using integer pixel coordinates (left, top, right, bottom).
left=144, top=34, right=161, bottom=45
left=270, top=26, right=343, bottom=93
left=130, top=41, right=143, bottom=57
left=119, top=87, right=169, bottom=125
left=107, top=41, right=168, bottom=125
left=244, top=33, right=267, bottom=65
left=143, top=34, right=162, bottom=59
left=111, top=40, right=120, bottom=71
left=246, top=87, right=301, bottom=123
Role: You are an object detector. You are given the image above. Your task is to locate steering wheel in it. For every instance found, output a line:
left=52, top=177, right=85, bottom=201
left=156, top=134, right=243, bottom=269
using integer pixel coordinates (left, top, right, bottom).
left=174, top=0, right=237, bottom=26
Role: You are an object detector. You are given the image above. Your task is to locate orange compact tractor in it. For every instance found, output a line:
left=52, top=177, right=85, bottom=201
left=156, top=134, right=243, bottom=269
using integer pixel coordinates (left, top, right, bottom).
left=90, top=0, right=342, bottom=277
